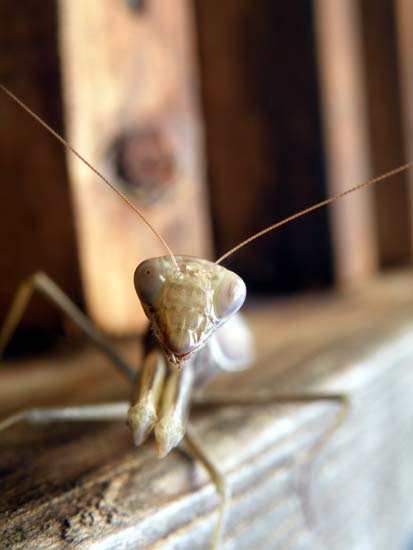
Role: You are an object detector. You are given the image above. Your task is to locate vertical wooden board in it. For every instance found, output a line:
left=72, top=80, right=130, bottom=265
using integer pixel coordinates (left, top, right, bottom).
left=360, top=0, right=410, bottom=268
left=395, top=0, right=413, bottom=260
left=58, top=0, right=211, bottom=334
left=0, top=1, right=80, bottom=344
left=314, top=0, right=378, bottom=287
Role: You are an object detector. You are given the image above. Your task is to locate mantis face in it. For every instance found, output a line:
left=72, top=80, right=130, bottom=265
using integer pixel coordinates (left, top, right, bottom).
left=134, top=256, right=246, bottom=367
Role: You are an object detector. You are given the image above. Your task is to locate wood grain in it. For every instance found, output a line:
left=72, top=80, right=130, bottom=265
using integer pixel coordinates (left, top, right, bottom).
left=1, top=271, right=413, bottom=548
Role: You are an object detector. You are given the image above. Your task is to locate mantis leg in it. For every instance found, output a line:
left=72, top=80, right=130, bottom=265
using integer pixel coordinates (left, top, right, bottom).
left=0, top=402, right=129, bottom=433
left=0, top=271, right=135, bottom=381
left=184, top=424, right=230, bottom=550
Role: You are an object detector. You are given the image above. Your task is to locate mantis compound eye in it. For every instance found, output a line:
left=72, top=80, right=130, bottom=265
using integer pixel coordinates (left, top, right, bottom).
left=134, top=257, right=166, bottom=307
left=213, top=271, right=246, bottom=322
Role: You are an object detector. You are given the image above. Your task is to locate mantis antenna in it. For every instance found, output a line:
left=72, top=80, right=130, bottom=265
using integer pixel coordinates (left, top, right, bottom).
left=215, top=162, right=413, bottom=265
left=0, top=84, right=178, bottom=270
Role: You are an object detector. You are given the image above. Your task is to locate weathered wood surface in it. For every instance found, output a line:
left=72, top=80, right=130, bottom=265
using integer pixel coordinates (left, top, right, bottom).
left=1, top=272, right=413, bottom=549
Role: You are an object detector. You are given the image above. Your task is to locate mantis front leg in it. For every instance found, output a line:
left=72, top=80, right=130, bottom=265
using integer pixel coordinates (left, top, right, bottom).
left=184, top=425, right=230, bottom=550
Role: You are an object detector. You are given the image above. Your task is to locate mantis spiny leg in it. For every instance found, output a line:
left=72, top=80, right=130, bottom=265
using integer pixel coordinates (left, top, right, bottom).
left=184, top=424, right=230, bottom=550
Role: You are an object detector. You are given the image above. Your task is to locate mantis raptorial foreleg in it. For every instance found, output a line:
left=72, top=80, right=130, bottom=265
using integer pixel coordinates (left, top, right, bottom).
left=0, top=271, right=135, bottom=381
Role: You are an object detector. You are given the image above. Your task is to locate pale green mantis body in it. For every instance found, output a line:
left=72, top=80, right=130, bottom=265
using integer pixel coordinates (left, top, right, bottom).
left=0, top=85, right=411, bottom=549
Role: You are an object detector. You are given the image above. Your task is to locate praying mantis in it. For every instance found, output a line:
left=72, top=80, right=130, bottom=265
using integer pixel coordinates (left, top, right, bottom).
left=0, top=83, right=412, bottom=550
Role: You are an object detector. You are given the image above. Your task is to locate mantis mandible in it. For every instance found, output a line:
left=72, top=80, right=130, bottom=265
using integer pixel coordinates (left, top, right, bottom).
left=0, top=84, right=411, bottom=549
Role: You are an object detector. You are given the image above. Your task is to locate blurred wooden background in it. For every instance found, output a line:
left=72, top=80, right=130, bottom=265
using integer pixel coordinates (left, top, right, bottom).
left=195, top=0, right=411, bottom=290
left=0, top=0, right=411, bottom=345
left=1, top=2, right=413, bottom=549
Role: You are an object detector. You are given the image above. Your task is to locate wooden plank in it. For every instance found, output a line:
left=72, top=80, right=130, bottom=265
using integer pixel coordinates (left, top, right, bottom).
left=359, top=0, right=410, bottom=268
left=395, top=0, right=413, bottom=260
left=58, top=0, right=211, bottom=334
left=1, top=271, right=413, bottom=548
left=314, top=0, right=378, bottom=287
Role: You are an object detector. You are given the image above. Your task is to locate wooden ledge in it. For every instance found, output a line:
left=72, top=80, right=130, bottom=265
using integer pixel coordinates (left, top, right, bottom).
left=1, top=271, right=413, bottom=549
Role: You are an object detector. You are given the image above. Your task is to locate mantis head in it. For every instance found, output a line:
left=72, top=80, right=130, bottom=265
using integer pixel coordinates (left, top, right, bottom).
left=134, top=255, right=246, bottom=367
